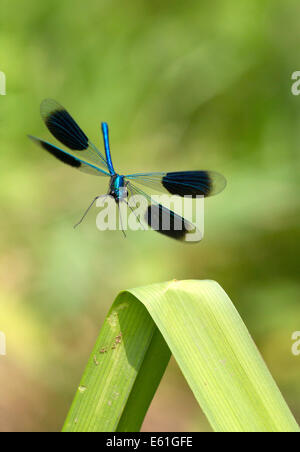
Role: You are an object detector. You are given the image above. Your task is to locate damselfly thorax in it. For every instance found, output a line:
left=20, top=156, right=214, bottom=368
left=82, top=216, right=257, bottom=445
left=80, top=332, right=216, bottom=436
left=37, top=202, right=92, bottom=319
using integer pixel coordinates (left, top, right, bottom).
left=108, top=174, right=128, bottom=203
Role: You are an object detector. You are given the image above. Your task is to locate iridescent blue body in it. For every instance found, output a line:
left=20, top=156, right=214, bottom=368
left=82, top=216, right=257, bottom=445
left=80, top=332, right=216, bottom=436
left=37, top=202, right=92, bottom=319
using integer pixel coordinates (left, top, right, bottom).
left=101, top=122, right=115, bottom=175
left=102, top=122, right=127, bottom=203
left=28, top=99, right=227, bottom=241
left=109, top=174, right=127, bottom=203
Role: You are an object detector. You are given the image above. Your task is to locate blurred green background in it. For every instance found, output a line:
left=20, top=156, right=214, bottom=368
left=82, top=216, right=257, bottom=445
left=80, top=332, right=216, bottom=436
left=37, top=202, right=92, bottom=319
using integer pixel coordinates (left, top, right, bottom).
left=0, top=0, right=299, bottom=432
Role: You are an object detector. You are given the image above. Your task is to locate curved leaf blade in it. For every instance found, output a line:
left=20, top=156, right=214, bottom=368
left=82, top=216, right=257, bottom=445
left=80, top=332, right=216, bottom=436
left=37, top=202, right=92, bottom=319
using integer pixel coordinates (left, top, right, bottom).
left=63, top=280, right=299, bottom=432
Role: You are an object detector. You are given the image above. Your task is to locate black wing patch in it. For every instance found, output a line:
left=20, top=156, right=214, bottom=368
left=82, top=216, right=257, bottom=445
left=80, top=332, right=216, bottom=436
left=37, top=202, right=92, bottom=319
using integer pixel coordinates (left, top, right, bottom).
left=127, top=183, right=199, bottom=242
left=145, top=204, right=192, bottom=241
left=162, top=171, right=226, bottom=197
left=40, top=99, right=89, bottom=150
left=28, top=135, right=108, bottom=177
left=29, top=136, right=81, bottom=167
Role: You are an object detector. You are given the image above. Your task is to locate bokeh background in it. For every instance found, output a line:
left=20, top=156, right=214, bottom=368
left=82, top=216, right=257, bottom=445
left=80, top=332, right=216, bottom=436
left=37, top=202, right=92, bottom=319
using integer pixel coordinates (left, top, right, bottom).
left=0, top=0, right=299, bottom=432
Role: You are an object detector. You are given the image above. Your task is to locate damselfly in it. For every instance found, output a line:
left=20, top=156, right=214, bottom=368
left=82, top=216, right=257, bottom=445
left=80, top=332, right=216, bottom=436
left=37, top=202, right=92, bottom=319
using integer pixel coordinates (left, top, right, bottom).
left=28, top=100, right=226, bottom=242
